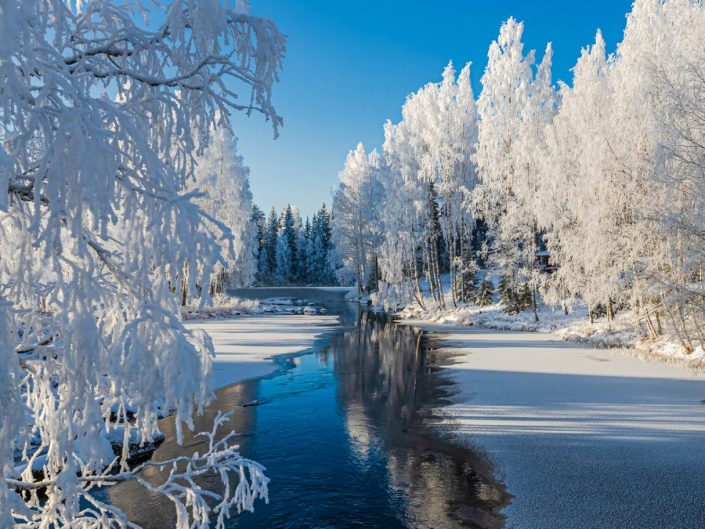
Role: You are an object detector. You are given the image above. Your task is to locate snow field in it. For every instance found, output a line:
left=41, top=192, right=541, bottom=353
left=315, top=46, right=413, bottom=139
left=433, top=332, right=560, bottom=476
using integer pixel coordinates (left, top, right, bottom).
left=408, top=322, right=705, bottom=529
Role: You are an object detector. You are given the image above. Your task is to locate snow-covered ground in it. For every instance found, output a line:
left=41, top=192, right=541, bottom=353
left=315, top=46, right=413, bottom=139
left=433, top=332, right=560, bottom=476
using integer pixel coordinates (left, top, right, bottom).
left=408, top=321, right=705, bottom=529
left=186, top=313, right=340, bottom=389
left=400, top=299, right=705, bottom=370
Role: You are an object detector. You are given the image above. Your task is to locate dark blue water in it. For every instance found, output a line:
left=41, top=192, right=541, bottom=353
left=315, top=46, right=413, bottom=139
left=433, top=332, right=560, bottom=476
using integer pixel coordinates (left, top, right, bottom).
left=107, top=290, right=506, bottom=528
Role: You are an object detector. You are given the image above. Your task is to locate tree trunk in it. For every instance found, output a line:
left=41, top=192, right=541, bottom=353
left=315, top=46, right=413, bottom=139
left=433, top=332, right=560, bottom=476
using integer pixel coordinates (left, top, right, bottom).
left=412, top=253, right=425, bottom=310
left=607, top=298, right=615, bottom=321
left=665, top=303, right=692, bottom=353
left=644, top=307, right=659, bottom=342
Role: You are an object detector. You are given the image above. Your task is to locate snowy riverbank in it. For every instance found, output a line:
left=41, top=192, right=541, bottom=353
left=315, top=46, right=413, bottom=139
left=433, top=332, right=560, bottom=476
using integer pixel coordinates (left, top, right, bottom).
left=399, top=301, right=705, bottom=370
left=407, top=321, right=705, bottom=529
left=181, top=294, right=333, bottom=321
left=181, top=292, right=342, bottom=388
left=186, top=312, right=340, bottom=389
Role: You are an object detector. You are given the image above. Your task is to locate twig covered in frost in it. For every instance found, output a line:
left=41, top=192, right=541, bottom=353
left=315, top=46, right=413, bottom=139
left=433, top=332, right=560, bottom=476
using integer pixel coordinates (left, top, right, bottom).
left=0, top=0, right=283, bottom=526
left=8, top=413, right=268, bottom=529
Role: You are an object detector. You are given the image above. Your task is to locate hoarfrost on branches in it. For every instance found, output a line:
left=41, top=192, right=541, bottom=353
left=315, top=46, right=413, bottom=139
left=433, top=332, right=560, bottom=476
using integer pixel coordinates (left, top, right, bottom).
left=191, top=124, right=258, bottom=293
left=335, top=0, right=705, bottom=356
left=0, top=0, right=284, bottom=526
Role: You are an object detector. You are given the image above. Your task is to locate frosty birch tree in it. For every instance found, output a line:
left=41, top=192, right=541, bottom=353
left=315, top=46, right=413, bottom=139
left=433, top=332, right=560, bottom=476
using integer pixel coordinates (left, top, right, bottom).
left=0, top=1, right=284, bottom=526
left=192, top=124, right=258, bottom=293
left=332, top=143, right=384, bottom=294
left=377, top=63, right=479, bottom=309
left=474, top=18, right=557, bottom=319
left=538, top=0, right=705, bottom=345
left=432, top=63, right=479, bottom=305
left=540, top=31, right=616, bottom=319
left=650, top=1, right=705, bottom=349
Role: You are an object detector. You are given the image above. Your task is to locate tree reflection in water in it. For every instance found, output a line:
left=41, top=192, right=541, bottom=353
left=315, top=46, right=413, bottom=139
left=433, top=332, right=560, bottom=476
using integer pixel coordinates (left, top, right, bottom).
left=334, top=311, right=507, bottom=528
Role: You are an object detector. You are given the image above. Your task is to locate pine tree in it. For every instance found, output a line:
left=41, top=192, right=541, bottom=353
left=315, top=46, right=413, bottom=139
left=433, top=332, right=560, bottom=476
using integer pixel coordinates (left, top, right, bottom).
left=498, top=274, right=519, bottom=314
left=307, top=204, right=335, bottom=284
left=273, top=233, right=292, bottom=285
left=252, top=205, right=269, bottom=285
left=298, top=217, right=311, bottom=284
left=191, top=124, right=258, bottom=291
left=279, top=205, right=298, bottom=282
left=266, top=207, right=279, bottom=278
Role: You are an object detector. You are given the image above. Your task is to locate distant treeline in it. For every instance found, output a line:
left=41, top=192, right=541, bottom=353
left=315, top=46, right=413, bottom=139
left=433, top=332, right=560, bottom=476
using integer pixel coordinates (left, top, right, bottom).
left=251, top=203, right=337, bottom=286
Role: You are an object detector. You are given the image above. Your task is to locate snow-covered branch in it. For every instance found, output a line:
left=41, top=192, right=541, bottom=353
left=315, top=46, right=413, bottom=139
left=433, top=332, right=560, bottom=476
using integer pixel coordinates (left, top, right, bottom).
left=1, top=1, right=284, bottom=526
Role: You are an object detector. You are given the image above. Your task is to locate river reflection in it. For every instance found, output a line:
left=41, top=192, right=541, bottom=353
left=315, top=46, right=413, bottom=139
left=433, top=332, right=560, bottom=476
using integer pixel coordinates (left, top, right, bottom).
left=106, top=298, right=506, bottom=528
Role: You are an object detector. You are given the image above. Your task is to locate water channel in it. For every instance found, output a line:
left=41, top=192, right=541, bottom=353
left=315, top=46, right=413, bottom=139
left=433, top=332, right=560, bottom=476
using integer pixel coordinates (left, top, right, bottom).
left=106, top=289, right=506, bottom=528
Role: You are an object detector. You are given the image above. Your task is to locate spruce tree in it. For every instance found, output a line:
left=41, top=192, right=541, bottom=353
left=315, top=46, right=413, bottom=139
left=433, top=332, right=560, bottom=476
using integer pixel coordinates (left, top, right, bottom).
left=280, top=205, right=298, bottom=282
left=266, top=207, right=279, bottom=278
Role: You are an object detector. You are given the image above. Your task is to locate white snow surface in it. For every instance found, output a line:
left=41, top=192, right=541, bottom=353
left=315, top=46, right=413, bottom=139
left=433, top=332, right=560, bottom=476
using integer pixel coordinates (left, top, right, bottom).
left=186, top=313, right=340, bottom=389
left=407, top=321, right=705, bottom=529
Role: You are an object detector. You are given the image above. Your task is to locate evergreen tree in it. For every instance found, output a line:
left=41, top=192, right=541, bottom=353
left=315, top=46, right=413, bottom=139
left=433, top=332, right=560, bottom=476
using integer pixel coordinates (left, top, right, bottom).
left=252, top=205, right=266, bottom=254
left=298, top=217, right=312, bottom=284
left=266, top=206, right=279, bottom=278
left=498, top=274, right=519, bottom=314
left=279, top=205, right=298, bottom=281
left=307, top=204, right=335, bottom=284
left=191, top=124, right=258, bottom=291
left=273, top=233, right=292, bottom=285
left=252, top=205, right=269, bottom=285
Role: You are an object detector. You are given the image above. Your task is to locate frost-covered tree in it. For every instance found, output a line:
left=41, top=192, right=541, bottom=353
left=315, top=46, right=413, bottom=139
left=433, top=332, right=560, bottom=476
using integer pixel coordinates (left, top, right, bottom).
left=332, top=143, right=385, bottom=294
left=277, top=205, right=299, bottom=282
left=306, top=204, right=335, bottom=285
left=296, top=216, right=311, bottom=283
left=192, top=124, right=258, bottom=292
left=540, top=31, right=615, bottom=317
left=538, top=0, right=705, bottom=347
left=0, top=1, right=283, bottom=526
left=376, top=62, right=479, bottom=309
left=647, top=0, right=705, bottom=349
left=273, top=232, right=293, bottom=285
left=474, top=18, right=556, bottom=320
left=257, top=206, right=280, bottom=283
left=251, top=204, right=269, bottom=284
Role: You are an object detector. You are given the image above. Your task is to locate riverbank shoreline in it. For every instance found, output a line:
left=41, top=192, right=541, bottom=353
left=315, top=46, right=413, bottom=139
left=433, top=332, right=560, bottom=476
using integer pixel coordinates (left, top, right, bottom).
left=186, top=312, right=342, bottom=390
left=183, top=287, right=351, bottom=389
left=108, top=293, right=510, bottom=529
left=395, top=302, right=705, bottom=372
left=406, top=320, right=705, bottom=529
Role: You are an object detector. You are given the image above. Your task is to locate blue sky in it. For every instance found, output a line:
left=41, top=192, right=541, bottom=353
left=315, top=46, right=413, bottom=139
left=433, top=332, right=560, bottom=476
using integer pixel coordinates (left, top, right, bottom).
left=234, top=0, right=634, bottom=218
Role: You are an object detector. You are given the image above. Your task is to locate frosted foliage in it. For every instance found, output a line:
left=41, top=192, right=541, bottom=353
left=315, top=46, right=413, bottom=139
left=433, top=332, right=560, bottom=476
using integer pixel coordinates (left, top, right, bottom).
left=192, top=125, right=258, bottom=288
left=0, top=1, right=283, bottom=527
left=376, top=63, right=478, bottom=308
left=540, top=32, right=615, bottom=306
left=474, top=18, right=556, bottom=289
left=337, top=1, right=705, bottom=350
left=534, top=0, right=705, bottom=352
left=332, top=143, right=385, bottom=293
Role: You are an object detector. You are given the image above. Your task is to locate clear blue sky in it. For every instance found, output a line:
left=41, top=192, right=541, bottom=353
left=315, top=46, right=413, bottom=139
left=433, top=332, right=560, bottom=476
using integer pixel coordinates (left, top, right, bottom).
left=233, top=0, right=634, bottom=219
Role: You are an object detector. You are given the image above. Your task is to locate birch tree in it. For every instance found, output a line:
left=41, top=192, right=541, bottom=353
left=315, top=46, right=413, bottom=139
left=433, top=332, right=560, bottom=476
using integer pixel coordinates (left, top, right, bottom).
left=378, top=62, right=479, bottom=309
left=332, top=143, right=384, bottom=294
left=474, top=18, right=556, bottom=319
left=192, top=124, right=258, bottom=293
left=0, top=1, right=284, bottom=526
